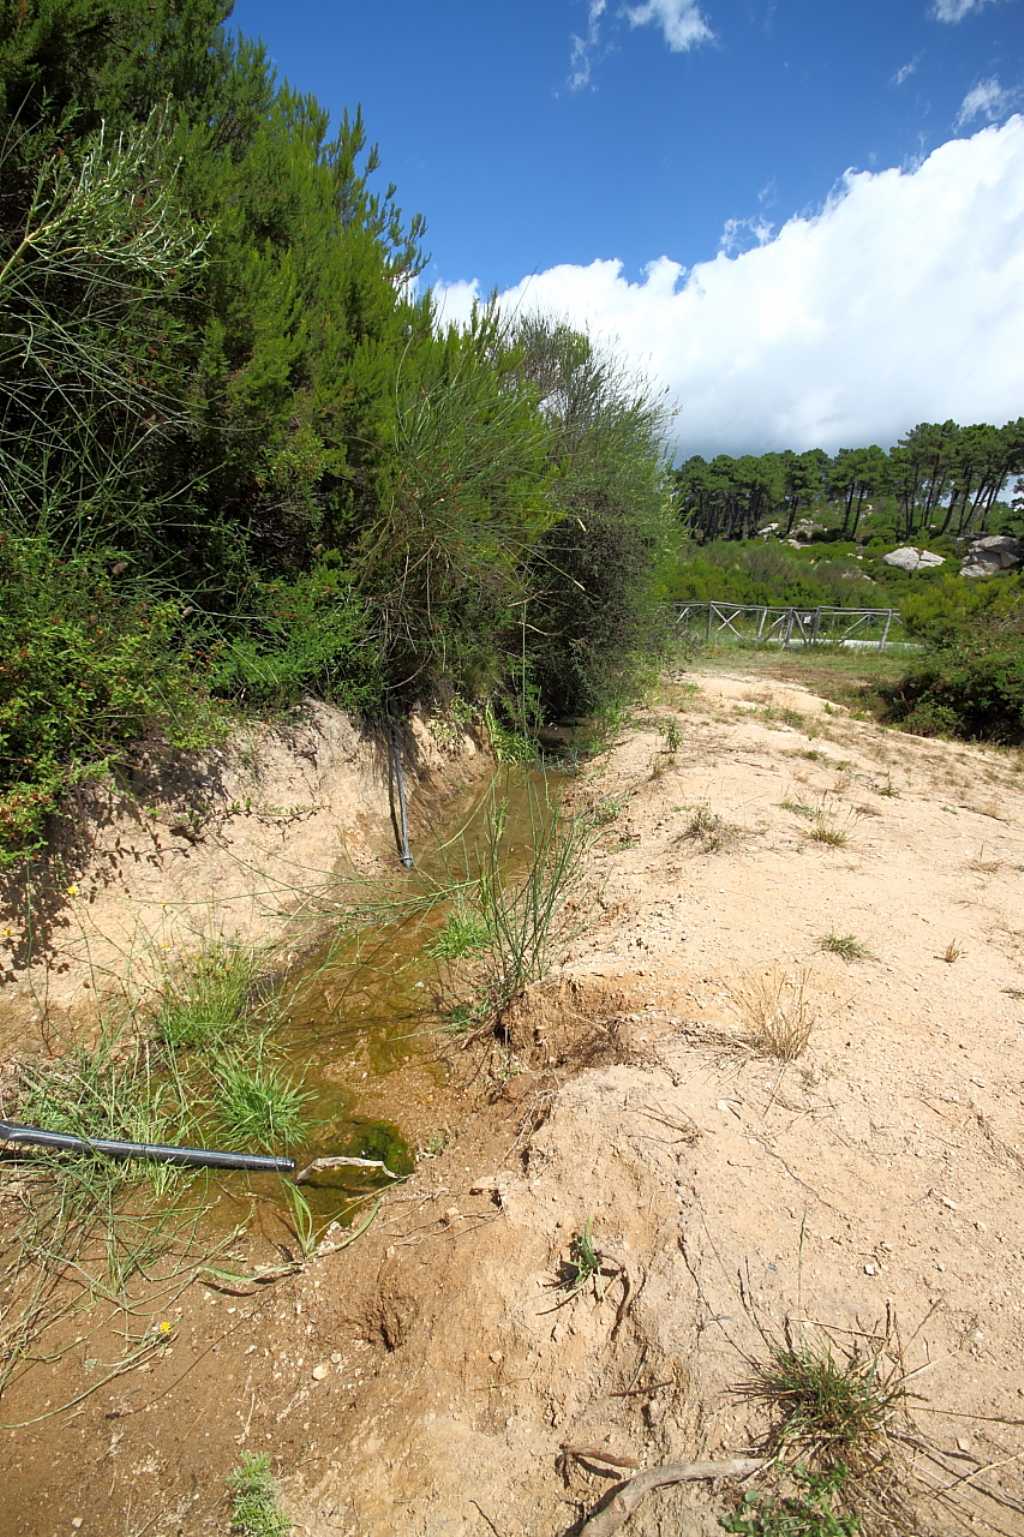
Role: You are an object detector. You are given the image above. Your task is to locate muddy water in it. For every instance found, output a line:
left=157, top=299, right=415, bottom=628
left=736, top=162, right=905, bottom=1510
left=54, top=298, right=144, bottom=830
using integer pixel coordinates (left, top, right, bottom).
left=212, top=763, right=564, bottom=1235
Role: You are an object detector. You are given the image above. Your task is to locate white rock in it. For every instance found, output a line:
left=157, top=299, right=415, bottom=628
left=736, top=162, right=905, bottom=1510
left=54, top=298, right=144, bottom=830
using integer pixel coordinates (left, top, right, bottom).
left=883, top=546, right=945, bottom=573
left=961, top=534, right=1023, bottom=579
left=311, top=1363, right=328, bottom=1381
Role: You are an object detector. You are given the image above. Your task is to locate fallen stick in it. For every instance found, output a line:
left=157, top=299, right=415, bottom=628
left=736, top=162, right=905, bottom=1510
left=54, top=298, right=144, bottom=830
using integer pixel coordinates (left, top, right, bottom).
left=579, top=1457, right=764, bottom=1537
left=293, top=1155, right=400, bottom=1183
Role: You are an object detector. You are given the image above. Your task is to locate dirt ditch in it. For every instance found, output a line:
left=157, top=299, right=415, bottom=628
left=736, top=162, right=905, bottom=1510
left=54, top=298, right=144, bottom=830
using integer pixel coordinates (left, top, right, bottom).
left=3, top=666, right=1024, bottom=1536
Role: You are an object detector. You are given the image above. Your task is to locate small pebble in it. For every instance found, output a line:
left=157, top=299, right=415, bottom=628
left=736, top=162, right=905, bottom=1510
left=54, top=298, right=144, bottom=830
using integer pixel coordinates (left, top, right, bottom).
left=311, top=1363, right=328, bottom=1381
left=864, top=1263, right=878, bottom=1276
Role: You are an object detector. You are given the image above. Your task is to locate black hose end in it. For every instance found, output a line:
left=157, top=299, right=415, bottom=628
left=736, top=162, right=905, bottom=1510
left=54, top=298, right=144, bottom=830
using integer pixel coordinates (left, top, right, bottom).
left=400, top=854, right=415, bottom=869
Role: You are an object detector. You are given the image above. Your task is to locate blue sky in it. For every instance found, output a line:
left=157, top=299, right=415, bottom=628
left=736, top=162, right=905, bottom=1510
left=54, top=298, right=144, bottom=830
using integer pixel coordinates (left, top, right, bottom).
left=232, top=0, right=1024, bottom=456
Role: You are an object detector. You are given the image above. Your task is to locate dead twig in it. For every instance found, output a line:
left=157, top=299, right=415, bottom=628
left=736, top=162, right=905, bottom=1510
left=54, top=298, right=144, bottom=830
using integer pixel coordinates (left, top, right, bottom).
left=577, top=1457, right=764, bottom=1537
left=293, top=1155, right=400, bottom=1183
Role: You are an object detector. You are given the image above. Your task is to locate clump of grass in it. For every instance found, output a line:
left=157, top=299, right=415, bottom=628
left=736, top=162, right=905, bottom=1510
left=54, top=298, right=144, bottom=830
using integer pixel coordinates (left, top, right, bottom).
left=2, top=1025, right=211, bottom=1401
left=723, top=1464, right=860, bottom=1536
left=660, top=717, right=682, bottom=753
left=156, top=942, right=263, bottom=1051
left=734, top=1314, right=914, bottom=1526
left=228, top=1453, right=291, bottom=1537
left=15, top=1031, right=195, bottom=1205
left=940, top=940, right=962, bottom=964
left=763, top=704, right=817, bottom=737
left=548, top=1218, right=608, bottom=1306
left=439, top=998, right=488, bottom=1037
left=819, top=933, right=874, bottom=964
left=475, top=786, right=590, bottom=1011
left=729, top=969, right=815, bottom=1060
left=877, top=777, right=899, bottom=799
left=425, top=903, right=491, bottom=961
left=781, top=799, right=815, bottom=819
left=807, top=813, right=852, bottom=848
left=682, top=801, right=730, bottom=853
left=589, top=795, right=624, bottom=827
left=211, top=1043, right=313, bottom=1151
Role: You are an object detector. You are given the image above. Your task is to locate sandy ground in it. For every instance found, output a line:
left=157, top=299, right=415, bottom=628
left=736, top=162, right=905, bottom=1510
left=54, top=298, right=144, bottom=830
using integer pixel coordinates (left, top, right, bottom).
left=4, top=663, right=1024, bottom=1537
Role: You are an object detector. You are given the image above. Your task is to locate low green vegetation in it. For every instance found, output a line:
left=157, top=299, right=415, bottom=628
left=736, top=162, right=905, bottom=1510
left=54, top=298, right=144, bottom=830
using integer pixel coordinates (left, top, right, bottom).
left=722, top=1466, right=859, bottom=1537
left=736, top=1323, right=909, bottom=1484
left=156, top=943, right=265, bottom=1051
left=819, top=934, right=873, bottom=963
left=0, top=943, right=311, bottom=1400
left=425, top=903, right=492, bottom=962
left=211, top=1044, right=313, bottom=1152
left=228, top=1453, right=292, bottom=1537
left=807, top=815, right=851, bottom=849
left=682, top=802, right=728, bottom=852
left=555, top=1218, right=605, bottom=1304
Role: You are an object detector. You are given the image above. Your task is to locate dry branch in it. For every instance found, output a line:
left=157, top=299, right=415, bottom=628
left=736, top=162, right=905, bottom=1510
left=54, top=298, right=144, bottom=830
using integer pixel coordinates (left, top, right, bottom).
left=293, top=1155, right=400, bottom=1183
left=578, top=1457, right=764, bottom=1537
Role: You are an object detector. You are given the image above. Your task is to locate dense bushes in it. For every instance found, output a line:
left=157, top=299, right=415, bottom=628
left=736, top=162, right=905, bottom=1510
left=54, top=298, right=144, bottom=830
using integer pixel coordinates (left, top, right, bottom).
left=0, top=3, right=670, bottom=864
left=883, top=576, right=1024, bottom=744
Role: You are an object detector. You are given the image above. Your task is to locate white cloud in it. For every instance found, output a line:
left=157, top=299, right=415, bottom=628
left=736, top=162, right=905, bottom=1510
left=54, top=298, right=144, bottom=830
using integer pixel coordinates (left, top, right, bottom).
left=719, top=214, right=774, bottom=254
left=433, top=118, right=1024, bottom=458
left=568, top=0, right=606, bottom=92
left=625, top=0, right=714, bottom=53
left=931, top=0, right=995, bottom=21
left=892, top=58, right=918, bottom=86
left=956, top=76, right=1020, bottom=127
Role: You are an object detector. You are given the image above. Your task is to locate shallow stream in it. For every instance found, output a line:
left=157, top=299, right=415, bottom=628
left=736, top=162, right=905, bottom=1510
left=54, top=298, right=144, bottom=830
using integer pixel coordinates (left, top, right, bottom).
left=212, top=762, right=564, bottom=1237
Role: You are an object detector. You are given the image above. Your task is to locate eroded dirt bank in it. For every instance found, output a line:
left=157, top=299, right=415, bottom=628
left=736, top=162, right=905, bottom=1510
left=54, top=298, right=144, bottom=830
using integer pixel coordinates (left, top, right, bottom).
left=0, top=702, right=483, bottom=1050
left=6, top=666, right=1024, bottom=1536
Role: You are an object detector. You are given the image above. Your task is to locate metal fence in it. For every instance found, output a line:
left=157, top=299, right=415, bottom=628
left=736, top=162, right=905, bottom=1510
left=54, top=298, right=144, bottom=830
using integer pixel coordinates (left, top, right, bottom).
left=672, top=601, right=905, bottom=650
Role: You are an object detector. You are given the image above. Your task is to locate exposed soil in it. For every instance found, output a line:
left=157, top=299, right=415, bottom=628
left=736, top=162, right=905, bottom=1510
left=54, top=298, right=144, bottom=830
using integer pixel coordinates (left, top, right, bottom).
left=0, top=701, right=484, bottom=1051
left=4, top=663, right=1024, bottom=1537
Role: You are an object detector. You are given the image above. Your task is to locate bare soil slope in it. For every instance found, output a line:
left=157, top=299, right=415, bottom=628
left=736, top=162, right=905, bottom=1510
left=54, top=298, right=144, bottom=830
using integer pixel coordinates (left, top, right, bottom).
left=5, top=665, right=1024, bottom=1536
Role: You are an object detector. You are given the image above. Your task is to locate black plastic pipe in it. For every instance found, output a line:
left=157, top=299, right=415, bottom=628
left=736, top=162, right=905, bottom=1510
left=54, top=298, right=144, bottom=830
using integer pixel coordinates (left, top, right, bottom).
left=0, top=1119, right=295, bottom=1174
left=389, top=720, right=414, bottom=870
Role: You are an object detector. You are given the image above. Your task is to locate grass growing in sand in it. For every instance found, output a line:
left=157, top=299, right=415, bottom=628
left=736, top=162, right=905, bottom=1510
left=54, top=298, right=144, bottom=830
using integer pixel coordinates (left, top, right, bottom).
left=228, top=1453, right=292, bottom=1537
left=156, top=941, right=266, bottom=1051
left=807, top=813, right=853, bottom=849
left=819, top=934, right=874, bottom=964
left=723, top=1465, right=860, bottom=1536
left=425, top=903, right=492, bottom=961
left=681, top=801, right=731, bottom=853
left=733, top=1312, right=916, bottom=1535
left=729, top=970, right=815, bottom=1060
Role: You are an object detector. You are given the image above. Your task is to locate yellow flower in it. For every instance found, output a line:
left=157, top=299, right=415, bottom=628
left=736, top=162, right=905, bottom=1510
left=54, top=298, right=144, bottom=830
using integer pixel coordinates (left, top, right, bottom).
left=158, top=1320, right=172, bottom=1335
left=66, top=882, right=79, bottom=897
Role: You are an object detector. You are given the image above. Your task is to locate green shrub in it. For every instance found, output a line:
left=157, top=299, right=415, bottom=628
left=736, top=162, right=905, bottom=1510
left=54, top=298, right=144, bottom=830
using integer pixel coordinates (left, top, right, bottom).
left=207, top=559, right=384, bottom=713
left=0, top=536, right=221, bottom=866
left=883, top=605, right=1024, bottom=744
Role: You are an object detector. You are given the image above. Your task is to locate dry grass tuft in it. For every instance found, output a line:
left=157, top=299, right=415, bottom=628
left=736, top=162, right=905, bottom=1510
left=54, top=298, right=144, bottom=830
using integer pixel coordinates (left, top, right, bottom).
left=820, top=932, right=874, bottom=963
left=807, top=807, right=858, bottom=848
left=940, top=940, right=962, bottom=964
left=728, top=968, right=816, bottom=1060
left=680, top=801, right=732, bottom=854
